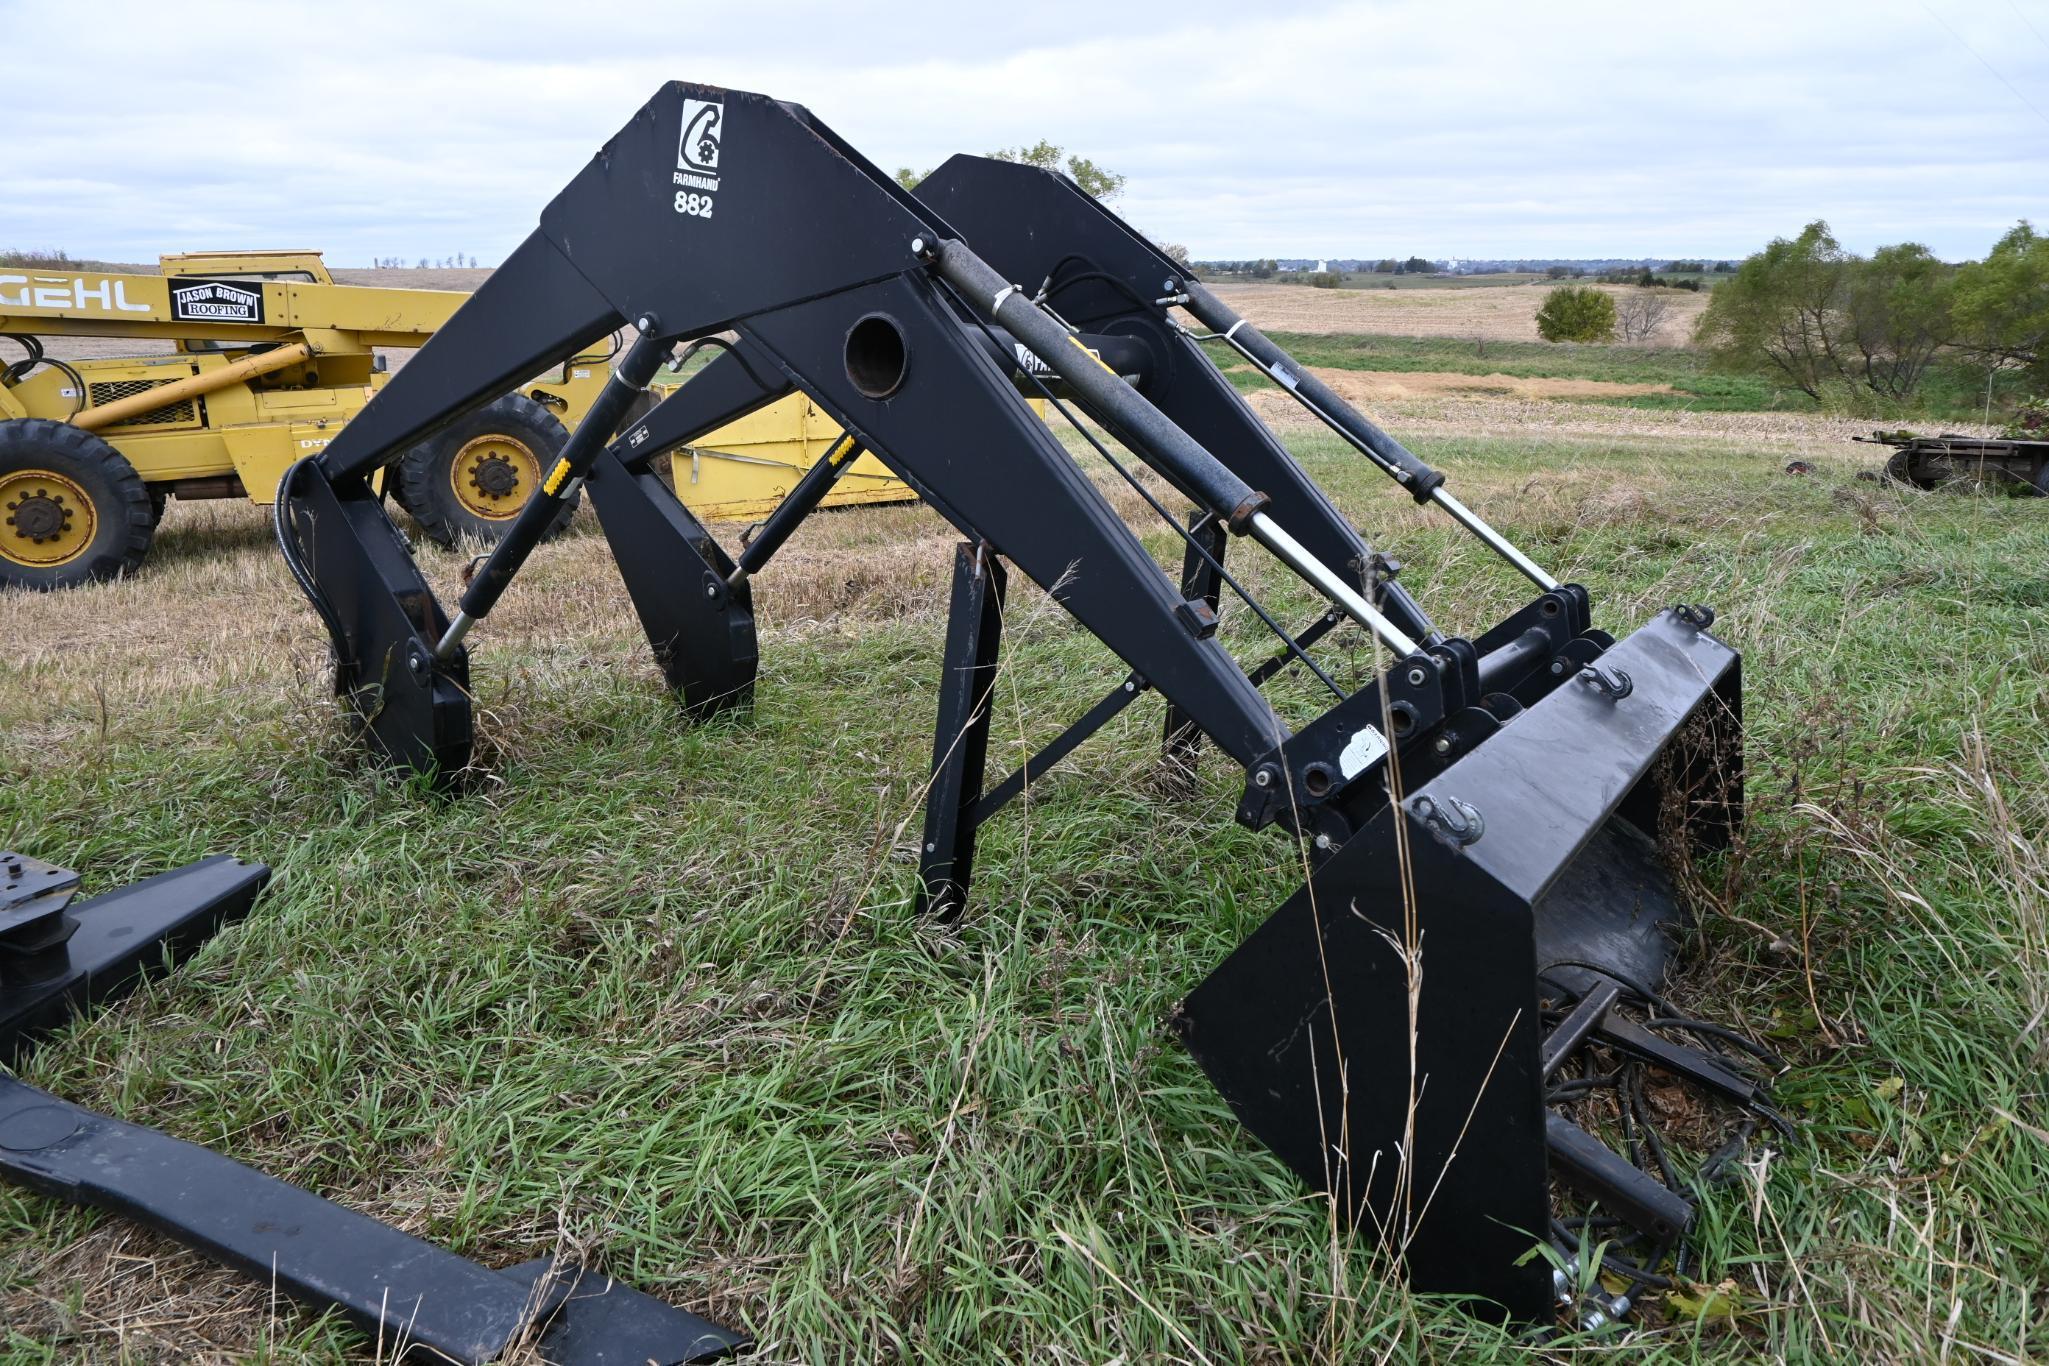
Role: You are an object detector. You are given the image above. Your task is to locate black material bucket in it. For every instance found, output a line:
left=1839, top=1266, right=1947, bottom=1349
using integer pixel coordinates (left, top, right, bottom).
left=1175, top=609, right=1741, bottom=1319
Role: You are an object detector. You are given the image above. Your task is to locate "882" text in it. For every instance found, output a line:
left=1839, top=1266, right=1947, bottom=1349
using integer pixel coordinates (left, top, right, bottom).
left=674, top=192, right=715, bottom=218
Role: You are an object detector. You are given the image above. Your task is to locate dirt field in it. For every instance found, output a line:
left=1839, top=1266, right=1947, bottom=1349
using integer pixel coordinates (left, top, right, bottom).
left=1262, top=364, right=1674, bottom=402
left=1205, top=280, right=1710, bottom=343
left=20, top=264, right=1701, bottom=363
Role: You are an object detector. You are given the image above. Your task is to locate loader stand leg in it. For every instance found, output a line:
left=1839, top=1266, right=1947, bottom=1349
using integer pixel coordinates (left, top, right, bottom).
left=1162, top=510, right=1227, bottom=783
left=582, top=445, right=758, bottom=717
left=916, top=541, right=1006, bottom=920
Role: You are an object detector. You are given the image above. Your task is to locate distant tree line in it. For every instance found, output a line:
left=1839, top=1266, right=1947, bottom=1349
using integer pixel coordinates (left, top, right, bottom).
left=1207, top=260, right=1282, bottom=278
left=371, top=255, right=480, bottom=269
left=1207, top=256, right=1440, bottom=280
left=1693, top=220, right=2047, bottom=405
left=0, top=248, right=80, bottom=269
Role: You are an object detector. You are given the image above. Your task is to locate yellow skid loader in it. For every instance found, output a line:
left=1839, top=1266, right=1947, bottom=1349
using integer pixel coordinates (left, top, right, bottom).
left=0, top=251, right=621, bottom=589
left=2, top=252, right=921, bottom=590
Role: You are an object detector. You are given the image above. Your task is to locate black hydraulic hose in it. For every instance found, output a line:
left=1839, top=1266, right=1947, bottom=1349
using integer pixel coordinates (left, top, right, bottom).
left=433, top=330, right=673, bottom=659
left=1042, top=266, right=1156, bottom=316
left=1179, top=280, right=1444, bottom=503
left=273, top=458, right=348, bottom=662
left=4, top=337, right=90, bottom=419
left=928, top=240, right=1268, bottom=532
left=3, top=334, right=43, bottom=384
left=951, top=318, right=1153, bottom=395
left=930, top=269, right=1347, bottom=703
left=1178, top=279, right=1560, bottom=593
left=927, top=237, right=1424, bottom=660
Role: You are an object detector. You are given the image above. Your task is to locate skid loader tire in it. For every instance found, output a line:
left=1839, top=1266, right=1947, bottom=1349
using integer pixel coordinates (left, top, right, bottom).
left=0, top=419, right=154, bottom=591
left=395, top=394, right=576, bottom=549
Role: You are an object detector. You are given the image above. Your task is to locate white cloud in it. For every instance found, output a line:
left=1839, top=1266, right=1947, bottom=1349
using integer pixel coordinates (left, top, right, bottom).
left=2, top=0, right=2042, bottom=264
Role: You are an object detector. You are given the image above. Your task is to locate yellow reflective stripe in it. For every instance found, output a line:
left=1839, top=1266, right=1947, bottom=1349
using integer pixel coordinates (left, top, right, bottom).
left=1067, top=334, right=1115, bottom=374
left=542, top=457, right=574, bottom=495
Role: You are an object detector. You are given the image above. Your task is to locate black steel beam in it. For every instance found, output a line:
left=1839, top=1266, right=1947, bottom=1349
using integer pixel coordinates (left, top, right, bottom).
left=1539, top=981, right=1621, bottom=1078
left=917, top=542, right=1006, bottom=920
left=1545, top=1113, right=1694, bottom=1243
left=1, top=855, right=269, bottom=1065
left=0, top=1078, right=745, bottom=1363
left=1163, top=513, right=1227, bottom=778
left=973, top=672, right=1149, bottom=827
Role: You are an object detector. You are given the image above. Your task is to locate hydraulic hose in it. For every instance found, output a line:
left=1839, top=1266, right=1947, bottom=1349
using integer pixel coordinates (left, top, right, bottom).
left=1179, top=279, right=1559, bottom=592
left=925, top=237, right=1422, bottom=659
left=272, top=458, right=348, bottom=662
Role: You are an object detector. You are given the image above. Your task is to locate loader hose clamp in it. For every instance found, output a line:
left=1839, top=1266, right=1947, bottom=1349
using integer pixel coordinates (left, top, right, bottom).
left=1578, top=665, right=1633, bottom=700
left=1411, top=794, right=1484, bottom=848
left=1675, top=602, right=1716, bottom=629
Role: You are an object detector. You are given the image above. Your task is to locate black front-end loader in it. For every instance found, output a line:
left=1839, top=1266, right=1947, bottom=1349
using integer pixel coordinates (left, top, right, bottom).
left=274, top=83, right=1771, bottom=1324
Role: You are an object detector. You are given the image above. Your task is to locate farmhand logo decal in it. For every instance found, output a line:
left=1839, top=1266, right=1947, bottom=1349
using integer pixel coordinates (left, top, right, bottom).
left=168, top=279, right=266, bottom=324
left=674, top=96, right=723, bottom=220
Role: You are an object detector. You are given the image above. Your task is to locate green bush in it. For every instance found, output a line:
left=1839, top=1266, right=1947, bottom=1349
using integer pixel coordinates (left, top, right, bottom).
left=1535, top=286, right=1617, bottom=343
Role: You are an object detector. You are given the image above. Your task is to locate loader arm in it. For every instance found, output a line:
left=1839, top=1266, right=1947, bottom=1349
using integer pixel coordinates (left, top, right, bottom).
left=0, top=268, right=467, bottom=350
left=913, top=154, right=1443, bottom=647
left=283, top=82, right=1291, bottom=774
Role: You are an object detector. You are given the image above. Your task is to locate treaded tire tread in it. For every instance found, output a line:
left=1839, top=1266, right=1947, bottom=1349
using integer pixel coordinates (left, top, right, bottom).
left=0, top=418, right=154, bottom=590
left=394, top=394, right=575, bottom=549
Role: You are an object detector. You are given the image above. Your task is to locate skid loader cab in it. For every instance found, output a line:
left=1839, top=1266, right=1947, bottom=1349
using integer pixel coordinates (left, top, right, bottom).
left=161, top=251, right=333, bottom=357
left=275, top=82, right=1769, bottom=1325
left=161, top=249, right=335, bottom=284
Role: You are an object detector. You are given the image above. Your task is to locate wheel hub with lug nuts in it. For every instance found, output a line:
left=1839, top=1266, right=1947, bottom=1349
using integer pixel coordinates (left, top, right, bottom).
left=450, top=435, right=540, bottom=521
left=0, top=468, right=96, bottom=568
left=472, top=457, right=519, bottom=497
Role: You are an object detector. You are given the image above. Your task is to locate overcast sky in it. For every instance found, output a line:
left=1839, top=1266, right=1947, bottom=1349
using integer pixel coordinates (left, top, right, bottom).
left=5, top=0, right=2044, bottom=266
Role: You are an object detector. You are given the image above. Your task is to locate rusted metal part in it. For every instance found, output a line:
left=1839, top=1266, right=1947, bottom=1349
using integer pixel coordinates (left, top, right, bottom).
left=1857, top=432, right=2049, bottom=495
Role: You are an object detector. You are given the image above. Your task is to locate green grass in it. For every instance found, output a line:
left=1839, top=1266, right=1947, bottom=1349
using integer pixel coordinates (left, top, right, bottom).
left=1208, top=333, right=2034, bottom=424
left=2, top=429, right=2046, bottom=1360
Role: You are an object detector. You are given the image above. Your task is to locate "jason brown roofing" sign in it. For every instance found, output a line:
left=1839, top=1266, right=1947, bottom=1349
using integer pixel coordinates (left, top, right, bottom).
left=167, top=278, right=266, bottom=324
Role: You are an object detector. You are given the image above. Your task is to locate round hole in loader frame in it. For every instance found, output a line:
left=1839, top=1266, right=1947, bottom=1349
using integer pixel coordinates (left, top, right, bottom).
left=844, top=313, right=909, bottom=399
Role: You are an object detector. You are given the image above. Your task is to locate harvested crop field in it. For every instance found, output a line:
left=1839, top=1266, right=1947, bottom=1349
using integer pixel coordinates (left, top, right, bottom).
left=1231, top=362, right=1675, bottom=402
left=25, top=272, right=1697, bottom=364
left=1205, top=280, right=1710, bottom=342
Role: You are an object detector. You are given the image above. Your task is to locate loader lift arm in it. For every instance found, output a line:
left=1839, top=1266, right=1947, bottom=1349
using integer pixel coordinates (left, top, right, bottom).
left=289, top=84, right=1299, bottom=779
left=279, top=82, right=1764, bottom=1323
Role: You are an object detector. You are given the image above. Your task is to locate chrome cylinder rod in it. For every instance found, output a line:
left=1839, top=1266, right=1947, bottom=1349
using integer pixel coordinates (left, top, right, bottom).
left=1183, top=281, right=1560, bottom=593
left=1430, top=488, right=1558, bottom=592
left=926, top=237, right=1424, bottom=660
left=1249, top=512, right=1421, bottom=658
